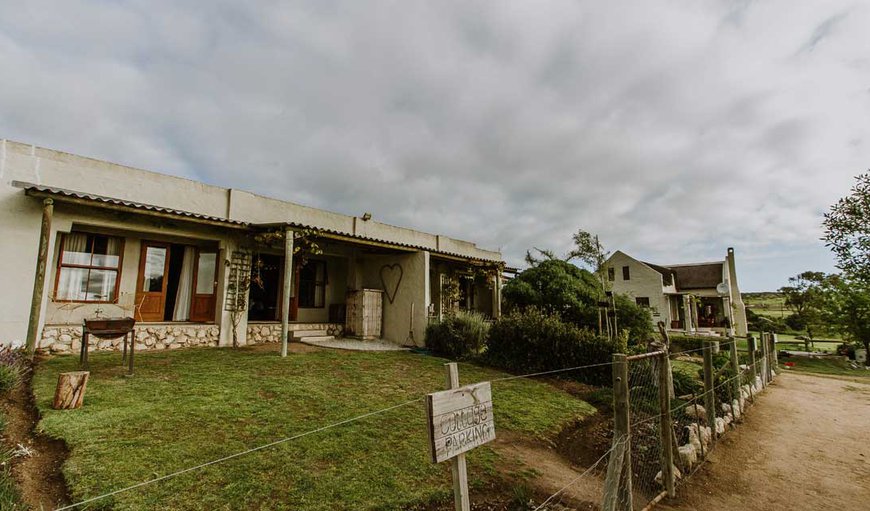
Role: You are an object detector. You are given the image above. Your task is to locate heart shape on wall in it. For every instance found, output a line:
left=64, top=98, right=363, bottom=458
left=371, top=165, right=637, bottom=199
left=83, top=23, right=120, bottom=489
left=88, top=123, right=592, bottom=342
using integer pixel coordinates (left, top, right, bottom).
left=380, top=263, right=404, bottom=304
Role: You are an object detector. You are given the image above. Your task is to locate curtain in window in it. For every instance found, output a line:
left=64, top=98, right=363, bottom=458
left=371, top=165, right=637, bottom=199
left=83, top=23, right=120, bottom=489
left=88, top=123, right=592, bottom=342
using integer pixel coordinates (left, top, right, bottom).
left=57, top=233, right=89, bottom=300
left=172, top=247, right=196, bottom=321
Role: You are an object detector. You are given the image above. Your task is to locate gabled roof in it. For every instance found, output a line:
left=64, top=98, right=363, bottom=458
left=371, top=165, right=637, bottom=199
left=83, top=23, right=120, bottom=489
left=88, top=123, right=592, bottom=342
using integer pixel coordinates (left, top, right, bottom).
left=641, top=261, right=675, bottom=287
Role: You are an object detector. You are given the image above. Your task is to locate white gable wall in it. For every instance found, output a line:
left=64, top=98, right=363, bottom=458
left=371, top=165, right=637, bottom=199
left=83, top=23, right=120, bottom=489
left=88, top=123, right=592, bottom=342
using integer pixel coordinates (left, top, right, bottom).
left=605, top=251, right=671, bottom=326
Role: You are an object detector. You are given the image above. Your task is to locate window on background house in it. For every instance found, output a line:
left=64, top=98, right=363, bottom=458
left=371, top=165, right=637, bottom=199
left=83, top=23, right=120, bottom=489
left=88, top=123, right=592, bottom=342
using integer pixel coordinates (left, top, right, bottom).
left=607, top=267, right=615, bottom=281
left=622, top=266, right=630, bottom=280
left=55, top=233, right=123, bottom=302
left=298, top=260, right=326, bottom=308
left=635, top=297, right=650, bottom=308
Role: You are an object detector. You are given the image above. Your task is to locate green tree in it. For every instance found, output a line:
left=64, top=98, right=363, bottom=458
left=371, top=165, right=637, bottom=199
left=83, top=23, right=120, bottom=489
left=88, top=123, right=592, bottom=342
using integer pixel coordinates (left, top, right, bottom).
left=566, top=229, right=610, bottom=290
left=502, top=259, right=653, bottom=344
left=778, top=271, right=831, bottom=339
left=824, top=172, right=870, bottom=282
left=822, top=275, right=870, bottom=366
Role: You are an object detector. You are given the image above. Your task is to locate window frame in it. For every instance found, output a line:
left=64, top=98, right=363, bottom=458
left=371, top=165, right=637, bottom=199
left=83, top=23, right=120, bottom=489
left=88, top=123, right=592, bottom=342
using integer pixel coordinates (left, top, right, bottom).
left=297, top=259, right=327, bottom=309
left=607, top=267, right=615, bottom=282
left=622, top=265, right=631, bottom=280
left=53, top=233, right=125, bottom=304
left=635, top=297, right=650, bottom=308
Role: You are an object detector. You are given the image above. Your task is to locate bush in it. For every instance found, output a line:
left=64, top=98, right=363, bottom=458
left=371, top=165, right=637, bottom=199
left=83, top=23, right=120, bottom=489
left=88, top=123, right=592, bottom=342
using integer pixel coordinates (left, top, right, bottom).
left=0, top=346, right=26, bottom=394
left=670, top=361, right=703, bottom=396
left=484, top=308, right=619, bottom=386
left=502, top=259, right=655, bottom=345
left=425, top=310, right=490, bottom=359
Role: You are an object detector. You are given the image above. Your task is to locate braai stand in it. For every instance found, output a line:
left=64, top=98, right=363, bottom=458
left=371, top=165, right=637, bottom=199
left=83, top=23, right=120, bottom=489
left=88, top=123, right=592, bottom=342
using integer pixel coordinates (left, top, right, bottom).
left=80, top=317, right=137, bottom=375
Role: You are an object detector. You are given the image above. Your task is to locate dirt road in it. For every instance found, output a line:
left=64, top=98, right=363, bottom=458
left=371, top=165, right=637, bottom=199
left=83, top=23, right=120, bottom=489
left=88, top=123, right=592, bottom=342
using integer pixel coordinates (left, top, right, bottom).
left=660, top=372, right=870, bottom=511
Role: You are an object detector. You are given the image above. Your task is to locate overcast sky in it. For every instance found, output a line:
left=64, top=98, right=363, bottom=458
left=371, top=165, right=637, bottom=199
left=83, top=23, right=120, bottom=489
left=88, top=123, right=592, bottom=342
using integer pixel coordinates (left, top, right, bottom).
left=2, top=1, right=869, bottom=291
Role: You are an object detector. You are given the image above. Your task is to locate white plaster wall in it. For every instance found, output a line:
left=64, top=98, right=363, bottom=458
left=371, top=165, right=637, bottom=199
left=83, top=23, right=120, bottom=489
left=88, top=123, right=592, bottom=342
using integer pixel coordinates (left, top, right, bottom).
left=0, top=139, right=500, bottom=345
left=358, top=251, right=429, bottom=346
left=606, top=251, right=671, bottom=325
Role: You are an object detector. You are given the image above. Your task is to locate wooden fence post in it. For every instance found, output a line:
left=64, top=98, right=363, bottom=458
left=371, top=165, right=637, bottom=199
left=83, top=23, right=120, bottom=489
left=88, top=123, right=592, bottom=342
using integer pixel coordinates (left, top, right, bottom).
left=760, top=332, right=770, bottom=387
left=747, top=335, right=758, bottom=396
left=602, top=354, right=632, bottom=511
left=702, top=340, right=716, bottom=440
left=657, top=352, right=675, bottom=498
left=444, top=363, right=470, bottom=511
left=728, top=337, right=743, bottom=419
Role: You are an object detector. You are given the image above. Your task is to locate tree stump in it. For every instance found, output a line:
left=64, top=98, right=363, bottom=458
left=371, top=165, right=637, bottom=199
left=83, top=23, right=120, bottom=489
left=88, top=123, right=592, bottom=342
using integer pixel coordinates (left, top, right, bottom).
left=53, top=371, right=90, bottom=409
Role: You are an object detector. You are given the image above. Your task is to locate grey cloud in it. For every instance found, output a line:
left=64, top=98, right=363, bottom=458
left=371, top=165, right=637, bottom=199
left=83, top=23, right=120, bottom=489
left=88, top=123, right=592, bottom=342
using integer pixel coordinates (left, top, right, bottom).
left=1, top=0, right=869, bottom=290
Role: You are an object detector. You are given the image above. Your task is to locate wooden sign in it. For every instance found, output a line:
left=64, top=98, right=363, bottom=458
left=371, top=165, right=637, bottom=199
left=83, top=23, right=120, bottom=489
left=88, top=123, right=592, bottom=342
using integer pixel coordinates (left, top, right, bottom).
left=426, top=381, right=496, bottom=463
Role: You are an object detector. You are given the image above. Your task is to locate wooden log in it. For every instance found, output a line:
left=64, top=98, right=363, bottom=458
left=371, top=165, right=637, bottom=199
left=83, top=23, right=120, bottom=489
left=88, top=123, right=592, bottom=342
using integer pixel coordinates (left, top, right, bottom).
left=26, top=198, right=54, bottom=358
left=53, top=371, right=90, bottom=409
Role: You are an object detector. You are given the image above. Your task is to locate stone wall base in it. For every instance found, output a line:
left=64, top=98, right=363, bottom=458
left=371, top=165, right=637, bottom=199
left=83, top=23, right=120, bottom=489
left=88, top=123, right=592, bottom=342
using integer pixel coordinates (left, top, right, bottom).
left=39, top=323, right=220, bottom=354
left=246, top=322, right=345, bottom=343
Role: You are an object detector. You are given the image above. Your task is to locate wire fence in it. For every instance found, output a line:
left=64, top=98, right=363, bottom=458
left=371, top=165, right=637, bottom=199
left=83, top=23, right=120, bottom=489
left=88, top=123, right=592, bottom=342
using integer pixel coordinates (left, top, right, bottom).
left=52, top=332, right=779, bottom=511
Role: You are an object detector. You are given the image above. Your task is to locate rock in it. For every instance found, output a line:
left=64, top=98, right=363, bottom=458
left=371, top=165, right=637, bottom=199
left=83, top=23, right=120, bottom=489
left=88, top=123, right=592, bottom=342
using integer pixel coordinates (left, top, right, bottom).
left=176, top=335, right=188, bottom=345
left=144, top=337, right=155, bottom=347
left=59, top=334, right=72, bottom=343
left=196, top=329, right=207, bottom=338
left=49, top=342, right=68, bottom=353
left=715, top=417, right=726, bottom=435
left=134, top=343, right=147, bottom=351
left=678, top=444, right=697, bottom=468
left=655, top=465, right=682, bottom=486
left=41, top=336, right=57, bottom=348
left=684, top=403, right=706, bottom=422
left=723, top=414, right=733, bottom=426
left=97, top=339, right=113, bottom=350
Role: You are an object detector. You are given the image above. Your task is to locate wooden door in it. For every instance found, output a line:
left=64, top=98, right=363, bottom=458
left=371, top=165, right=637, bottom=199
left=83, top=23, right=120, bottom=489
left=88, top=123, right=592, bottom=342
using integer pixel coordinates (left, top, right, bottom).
left=190, top=250, right=218, bottom=322
left=135, top=242, right=170, bottom=322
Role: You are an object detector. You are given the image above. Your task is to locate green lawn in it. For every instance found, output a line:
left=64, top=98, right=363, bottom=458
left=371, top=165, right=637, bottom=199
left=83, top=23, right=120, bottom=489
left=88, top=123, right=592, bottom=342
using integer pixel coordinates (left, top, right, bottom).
left=33, top=346, right=594, bottom=510
left=781, top=355, right=870, bottom=379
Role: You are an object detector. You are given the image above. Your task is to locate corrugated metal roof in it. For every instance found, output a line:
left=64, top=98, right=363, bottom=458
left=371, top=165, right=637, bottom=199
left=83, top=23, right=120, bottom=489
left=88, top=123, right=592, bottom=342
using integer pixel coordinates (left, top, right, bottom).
left=17, top=181, right=249, bottom=227
left=16, top=181, right=502, bottom=264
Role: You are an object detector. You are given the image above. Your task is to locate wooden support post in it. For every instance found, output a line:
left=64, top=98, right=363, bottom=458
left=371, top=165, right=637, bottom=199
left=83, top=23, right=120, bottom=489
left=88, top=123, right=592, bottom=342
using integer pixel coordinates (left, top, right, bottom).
left=444, top=363, right=470, bottom=511
left=702, top=340, right=716, bottom=440
left=280, top=227, right=294, bottom=358
left=52, top=371, right=89, bottom=409
left=728, top=337, right=743, bottom=419
left=26, top=198, right=54, bottom=358
left=603, top=353, right=631, bottom=511
left=747, top=336, right=758, bottom=397
left=657, top=352, right=675, bottom=498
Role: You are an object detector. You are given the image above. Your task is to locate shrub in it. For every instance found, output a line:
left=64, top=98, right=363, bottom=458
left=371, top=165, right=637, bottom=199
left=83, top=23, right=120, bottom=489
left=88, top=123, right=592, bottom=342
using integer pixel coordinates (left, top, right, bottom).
left=425, top=310, right=490, bottom=359
left=484, top=308, right=619, bottom=386
left=670, top=361, right=703, bottom=396
left=0, top=346, right=26, bottom=395
left=502, top=259, right=654, bottom=345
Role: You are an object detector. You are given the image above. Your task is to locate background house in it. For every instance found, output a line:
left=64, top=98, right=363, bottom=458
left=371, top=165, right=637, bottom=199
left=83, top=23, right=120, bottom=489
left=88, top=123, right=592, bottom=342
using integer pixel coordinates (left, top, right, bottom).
left=0, top=139, right=503, bottom=353
left=604, top=248, right=748, bottom=337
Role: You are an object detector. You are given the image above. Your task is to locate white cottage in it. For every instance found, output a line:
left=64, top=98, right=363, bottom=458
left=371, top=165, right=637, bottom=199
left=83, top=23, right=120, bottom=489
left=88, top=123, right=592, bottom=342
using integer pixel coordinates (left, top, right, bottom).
left=0, top=140, right=503, bottom=354
left=604, top=249, right=748, bottom=337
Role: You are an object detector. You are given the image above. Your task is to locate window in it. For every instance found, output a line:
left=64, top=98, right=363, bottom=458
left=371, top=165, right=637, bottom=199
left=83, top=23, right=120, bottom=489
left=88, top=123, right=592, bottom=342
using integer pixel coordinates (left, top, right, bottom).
left=607, top=267, right=615, bottom=282
left=55, top=233, right=123, bottom=302
left=635, top=297, right=650, bottom=308
left=622, top=266, right=630, bottom=280
left=298, top=260, right=326, bottom=308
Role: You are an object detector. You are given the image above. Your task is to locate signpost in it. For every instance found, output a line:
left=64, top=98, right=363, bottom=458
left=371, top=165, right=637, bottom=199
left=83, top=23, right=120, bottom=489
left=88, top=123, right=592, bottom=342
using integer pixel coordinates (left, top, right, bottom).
left=426, top=363, right=496, bottom=511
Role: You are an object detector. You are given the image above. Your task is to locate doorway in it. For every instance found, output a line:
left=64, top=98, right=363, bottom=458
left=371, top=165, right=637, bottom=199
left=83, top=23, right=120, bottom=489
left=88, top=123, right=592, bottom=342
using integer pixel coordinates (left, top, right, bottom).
left=135, top=241, right=217, bottom=323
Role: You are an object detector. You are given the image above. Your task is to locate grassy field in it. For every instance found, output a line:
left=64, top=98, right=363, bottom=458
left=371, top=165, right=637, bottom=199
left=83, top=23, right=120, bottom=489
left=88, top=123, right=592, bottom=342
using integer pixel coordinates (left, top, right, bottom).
left=743, top=292, right=790, bottom=319
left=780, top=356, right=870, bottom=379
left=33, top=346, right=594, bottom=510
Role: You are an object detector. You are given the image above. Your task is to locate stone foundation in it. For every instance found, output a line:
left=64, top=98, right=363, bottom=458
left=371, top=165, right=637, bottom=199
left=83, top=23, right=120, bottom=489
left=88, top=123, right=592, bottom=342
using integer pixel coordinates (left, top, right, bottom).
left=246, top=322, right=345, bottom=343
left=39, top=323, right=220, bottom=354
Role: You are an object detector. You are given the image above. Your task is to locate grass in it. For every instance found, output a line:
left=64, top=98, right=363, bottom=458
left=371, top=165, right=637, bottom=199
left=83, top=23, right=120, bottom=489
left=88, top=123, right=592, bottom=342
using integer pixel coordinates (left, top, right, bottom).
left=781, top=355, right=870, bottom=379
left=743, top=292, right=790, bottom=319
left=33, top=346, right=595, bottom=510
left=0, top=411, right=24, bottom=510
